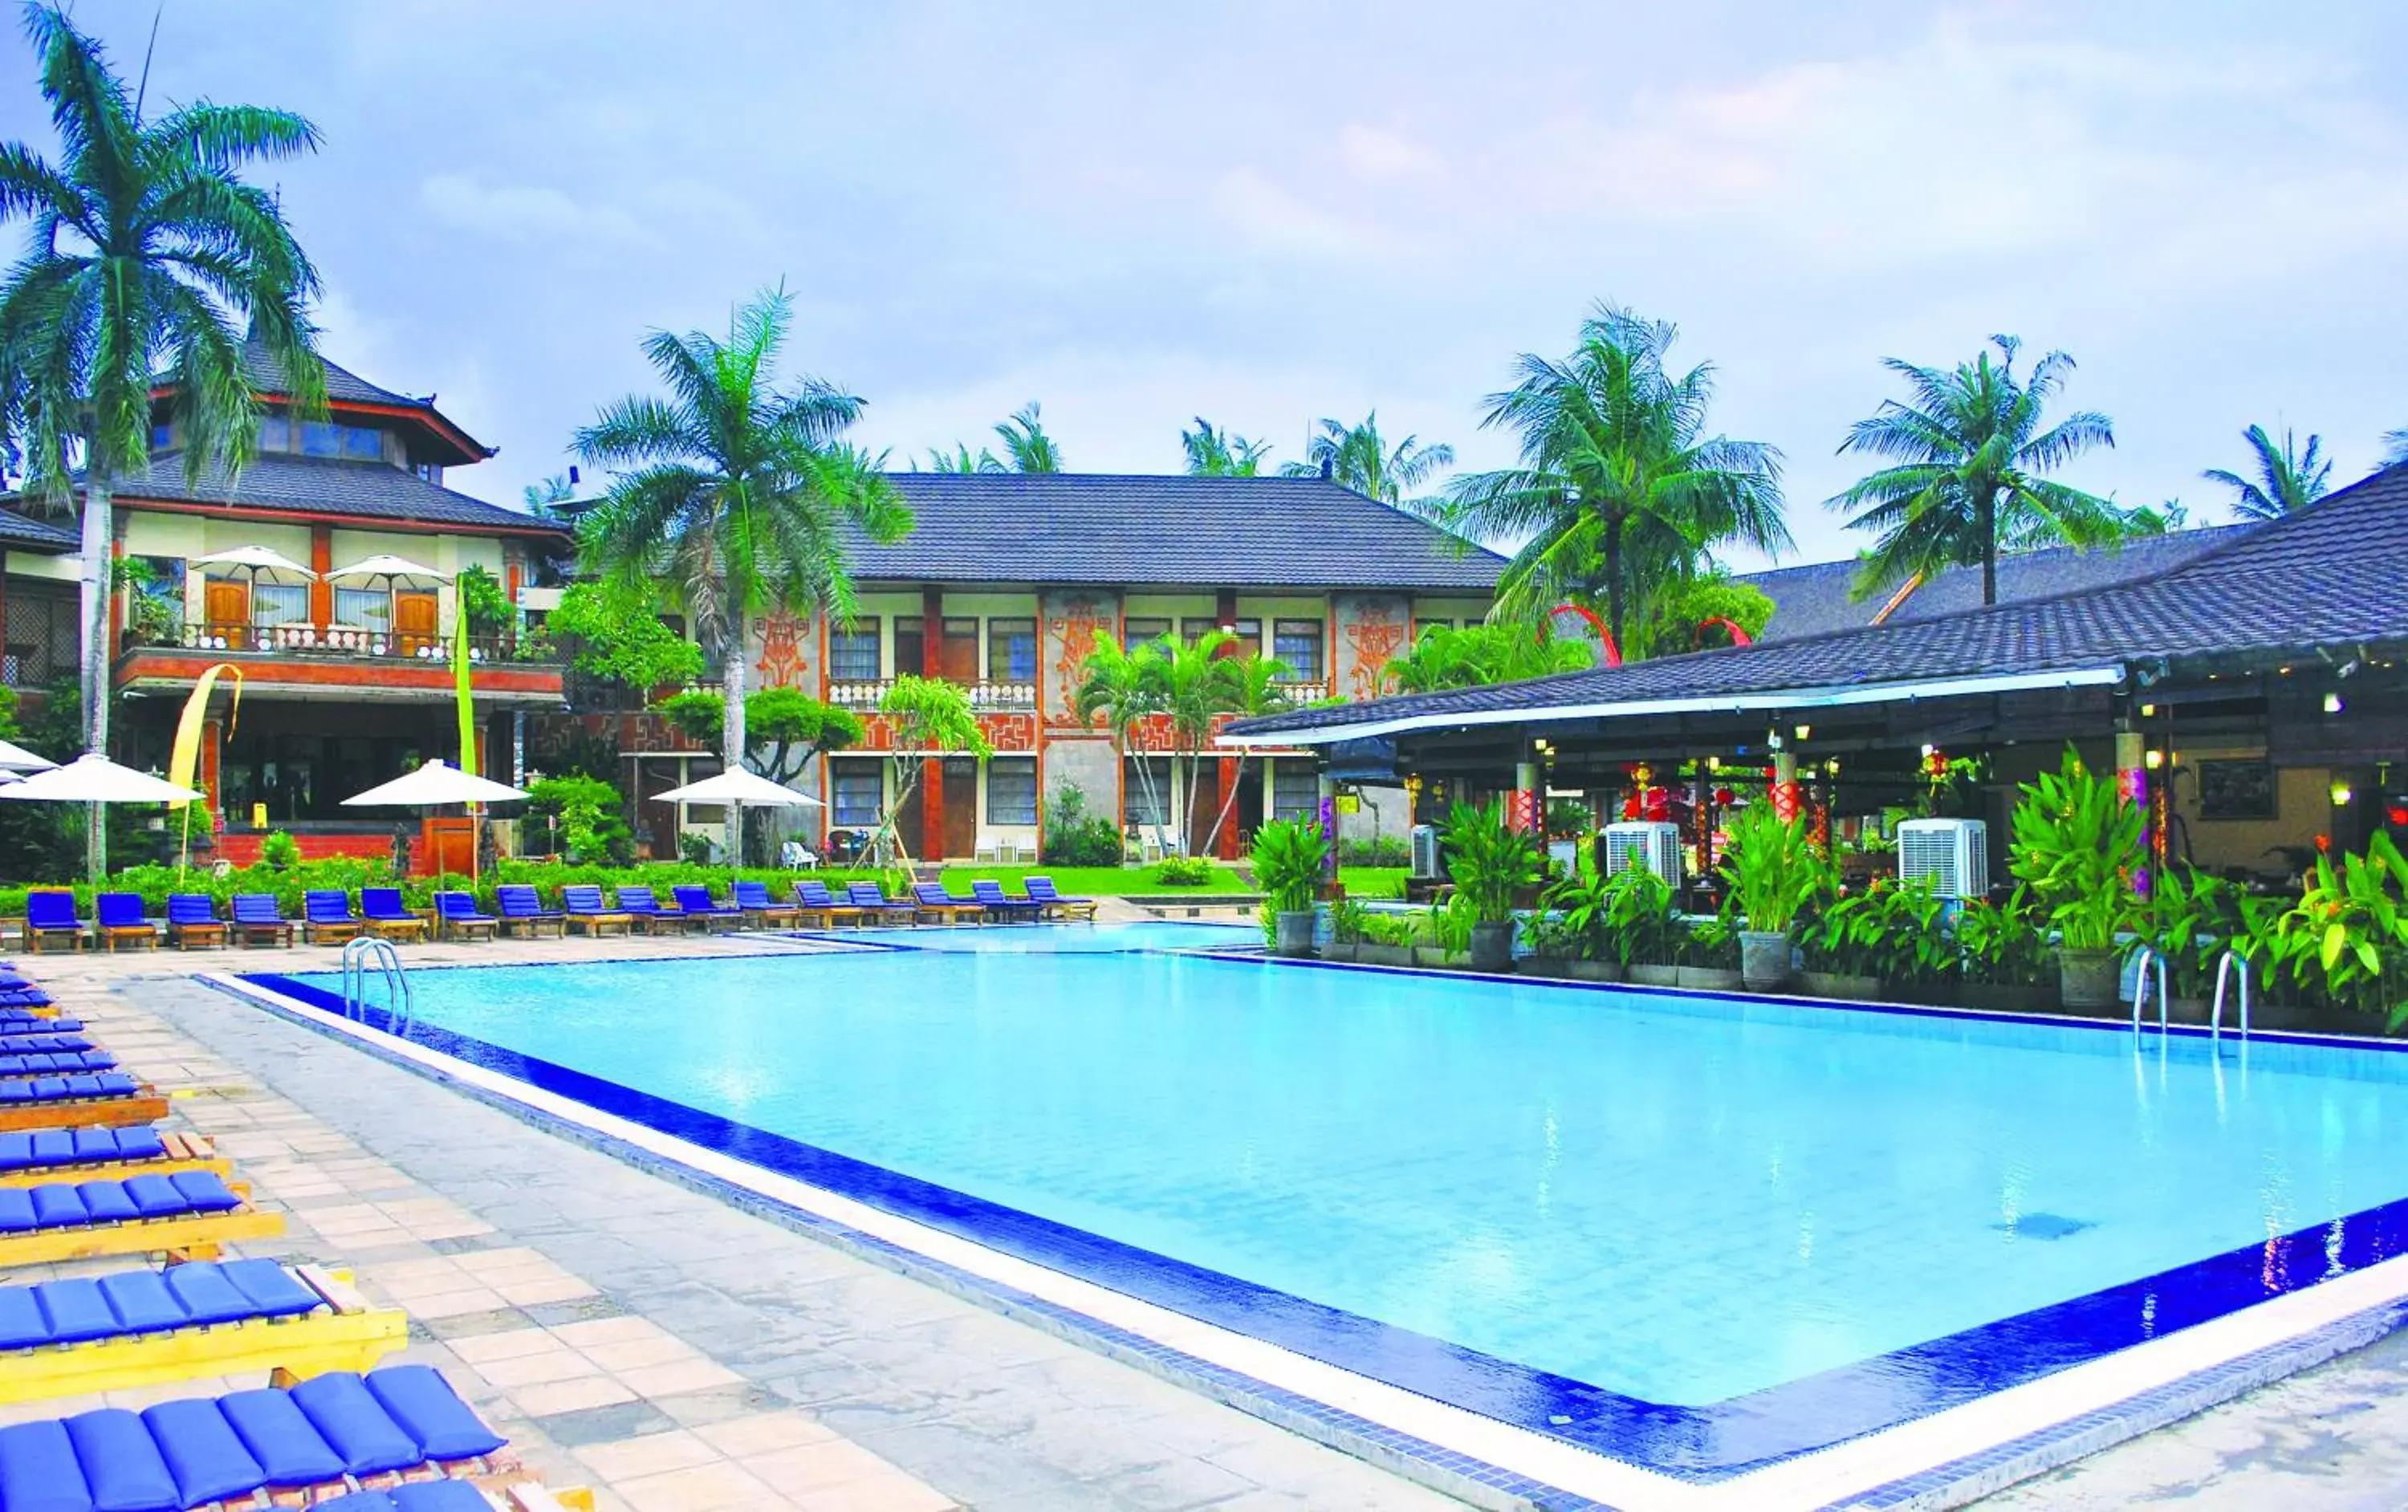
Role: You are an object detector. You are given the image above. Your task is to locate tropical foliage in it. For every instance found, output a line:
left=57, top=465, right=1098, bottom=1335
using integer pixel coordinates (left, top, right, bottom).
left=870, top=675, right=990, bottom=864
left=1438, top=800, right=1541, bottom=925
left=0, top=4, right=324, bottom=881
left=1828, top=335, right=2123, bottom=606
left=544, top=582, right=706, bottom=690
left=1621, top=573, right=1776, bottom=660
left=926, top=402, right=1061, bottom=474
left=2270, top=833, right=2408, bottom=1025
left=1278, top=412, right=1453, bottom=506
left=1072, top=629, right=1290, bottom=855
left=1441, top=304, right=1788, bottom=644
left=654, top=685, right=861, bottom=786
left=2007, top=746, right=2144, bottom=952
left=1249, top=817, right=1330, bottom=916
left=1719, top=804, right=1828, bottom=935
left=1039, top=783, right=1124, bottom=867
left=2203, top=424, right=2331, bottom=522
left=1387, top=621, right=1592, bottom=693
left=1181, top=417, right=1271, bottom=477
left=574, top=286, right=908, bottom=860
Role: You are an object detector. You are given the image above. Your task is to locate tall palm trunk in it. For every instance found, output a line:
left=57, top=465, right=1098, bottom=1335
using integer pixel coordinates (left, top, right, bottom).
left=1602, top=512, right=1626, bottom=648
left=1979, top=490, right=1998, bottom=605
left=78, top=474, right=112, bottom=887
left=719, top=563, right=746, bottom=866
left=1128, top=734, right=1168, bottom=856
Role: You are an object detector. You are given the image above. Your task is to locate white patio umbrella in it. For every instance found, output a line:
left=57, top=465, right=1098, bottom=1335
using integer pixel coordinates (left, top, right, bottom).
left=189, top=545, right=316, bottom=583
left=0, top=753, right=201, bottom=805
left=340, top=759, right=527, bottom=809
left=0, top=738, right=55, bottom=774
left=325, top=555, right=449, bottom=591
left=650, top=769, right=824, bottom=807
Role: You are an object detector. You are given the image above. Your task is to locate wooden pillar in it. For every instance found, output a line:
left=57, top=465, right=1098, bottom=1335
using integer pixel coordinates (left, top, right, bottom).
left=199, top=718, right=222, bottom=816
left=308, top=525, right=332, bottom=628
left=921, top=586, right=944, bottom=860
left=1215, top=754, right=1242, bottom=860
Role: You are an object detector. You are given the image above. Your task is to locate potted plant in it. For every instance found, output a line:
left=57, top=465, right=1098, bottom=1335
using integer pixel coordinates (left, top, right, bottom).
left=1358, top=911, right=1418, bottom=968
left=1519, top=912, right=1581, bottom=978
left=1719, top=804, right=1825, bottom=992
left=1677, top=913, right=1744, bottom=991
left=1325, top=897, right=1369, bottom=962
left=1442, top=801, right=1542, bottom=973
left=1250, top=817, right=1330, bottom=958
left=1796, top=896, right=1881, bottom=1000
left=1414, top=895, right=1474, bottom=969
left=1955, top=888, right=2059, bottom=1013
left=1605, top=868, right=1682, bottom=986
left=1544, top=870, right=1625, bottom=982
left=2010, top=747, right=2143, bottom=1009
left=2269, top=831, right=2408, bottom=1032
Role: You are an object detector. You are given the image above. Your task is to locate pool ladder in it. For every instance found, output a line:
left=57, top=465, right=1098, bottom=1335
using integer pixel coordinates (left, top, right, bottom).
left=2129, top=946, right=2251, bottom=1047
left=340, top=935, right=413, bottom=1033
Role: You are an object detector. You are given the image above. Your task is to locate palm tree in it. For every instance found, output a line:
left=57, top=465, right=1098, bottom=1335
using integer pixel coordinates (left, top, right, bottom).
left=522, top=473, right=578, bottom=516
left=1156, top=629, right=1242, bottom=855
left=1278, top=413, right=1452, bottom=505
left=1388, top=622, right=1595, bottom=693
left=1181, top=417, right=1270, bottom=477
left=0, top=4, right=323, bottom=884
left=1442, top=304, right=1789, bottom=646
left=575, top=287, right=909, bottom=864
left=2203, top=425, right=2331, bottom=522
left=993, top=402, right=1061, bottom=473
left=2385, top=428, right=2408, bottom=469
left=1071, top=631, right=1169, bottom=856
left=1196, top=652, right=1291, bottom=858
left=1828, top=335, right=2121, bottom=605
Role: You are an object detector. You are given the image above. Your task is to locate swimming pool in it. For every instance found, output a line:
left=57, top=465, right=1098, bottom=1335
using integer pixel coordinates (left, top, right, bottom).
left=250, top=928, right=2408, bottom=1478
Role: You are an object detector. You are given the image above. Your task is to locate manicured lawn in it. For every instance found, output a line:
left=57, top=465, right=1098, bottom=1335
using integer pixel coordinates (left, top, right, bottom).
left=934, top=863, right=1254, bottom=896
left=1338, top=867, right=1410, bottom=899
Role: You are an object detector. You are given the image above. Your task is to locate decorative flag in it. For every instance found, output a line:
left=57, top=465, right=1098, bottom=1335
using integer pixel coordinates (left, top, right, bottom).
left=166, top=664, right=242, bottom=873
left=453, top=590, right=476, bottom=778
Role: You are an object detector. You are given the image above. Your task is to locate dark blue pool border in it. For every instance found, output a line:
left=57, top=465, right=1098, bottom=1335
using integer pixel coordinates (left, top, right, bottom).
left=235, top=964, right=2408, bottom=1482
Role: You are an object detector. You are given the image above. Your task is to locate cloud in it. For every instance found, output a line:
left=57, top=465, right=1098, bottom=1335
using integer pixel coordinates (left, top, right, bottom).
left=417, top=175, right=654, bottom=248
left=1338, top=123, right=1440, bottom=180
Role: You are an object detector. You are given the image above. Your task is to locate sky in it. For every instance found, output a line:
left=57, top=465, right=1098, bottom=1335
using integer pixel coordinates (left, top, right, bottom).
left=6, top=1, right=2405, bottom=567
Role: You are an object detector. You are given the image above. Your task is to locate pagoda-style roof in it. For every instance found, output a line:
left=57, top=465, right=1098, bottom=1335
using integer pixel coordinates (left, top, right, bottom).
left=148, top=338, right=493, bottom=467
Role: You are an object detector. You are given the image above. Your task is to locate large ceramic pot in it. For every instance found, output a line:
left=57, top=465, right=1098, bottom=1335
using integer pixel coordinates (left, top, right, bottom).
left=1470, top=921, right=1516, bottom=973
left=1739, top=929, right=1793, bottom=992
left=2058, top=947, right=2120, bottom=1010
left=1796, top=971, right=1881, bottom=1002
left=1569, top=959, right=1626, bottom=983
left=1627, top=963, right=1681, bottom=988
left=1273, top=910, right=1316, bottom=958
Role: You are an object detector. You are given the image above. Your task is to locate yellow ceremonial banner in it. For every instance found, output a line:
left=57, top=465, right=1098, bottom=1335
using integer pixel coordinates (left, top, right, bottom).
left=167, top=665, right=241, bottom=807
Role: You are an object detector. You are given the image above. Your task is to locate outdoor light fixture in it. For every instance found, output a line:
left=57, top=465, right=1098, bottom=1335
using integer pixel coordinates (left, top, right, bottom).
left=2145, top=750, right=2163, bottom=770
left=1824, top=758, right=1841, bottom=775
left=2325, top=693, right=2345, bottom=714
left=2332, top=781, right=2355, bottom=806
left=2139, top=704, right=2157, bottom=717
left=1919, top=743, right=1936, bottom=758
left=1793, top=724, right=1812, bottom=741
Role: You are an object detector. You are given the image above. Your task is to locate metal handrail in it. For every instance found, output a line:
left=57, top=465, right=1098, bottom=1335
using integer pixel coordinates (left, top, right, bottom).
left=340, top=935, right=413, bottom=1033
left=2210, top=950, right=2252, bottom=1044
left=2129, top=945, right=2169, bottom=1037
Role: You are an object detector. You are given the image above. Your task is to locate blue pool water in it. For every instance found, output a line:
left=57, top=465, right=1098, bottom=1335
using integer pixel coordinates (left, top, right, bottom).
left=269, top=929, right=2408, bottom=1469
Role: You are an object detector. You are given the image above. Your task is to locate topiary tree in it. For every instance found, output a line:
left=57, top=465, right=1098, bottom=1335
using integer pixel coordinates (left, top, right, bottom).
left=870, top=676, right=990, bottom=864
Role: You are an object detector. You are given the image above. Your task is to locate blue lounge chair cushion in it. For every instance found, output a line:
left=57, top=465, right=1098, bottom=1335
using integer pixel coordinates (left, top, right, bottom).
left=65, top=1408, right=177, bottom=1511
left=143, top=1399, right=264, bottom=1509
left=0, top=1189, right=28, bottom=1234
left=33, top=1281, right=112, bottom=1344
left=0, top=1034, right=95, bottom=1055
left=291, top=1372, right=420, bottom=1475
left=0, top=1051, right=116, bottom=1077
left=222, top=1257, right=320, bottom=1315
left=319, top=1483, right=492, bottom=1512
left=219, top=1388, right=346, bottom=1487
left=0, top=1420, right=85, bottom=1512
left=0, top=1073, right=138, bottom=1105
left=96, top=1271, right=184, bottom=1334
left=77, top=1181, right=139, bottom=1224
left=0, top=1127, right=161, bottom=1177
left=0, top=1289, right=41, bottom=1349
left=360, top=889, right=412, bottom=921
left=363, top=1366, right=506, bottom=1461
left=0, top=992, right=56, bottom=1008
left=30, top=1185, right=84, bottom=1228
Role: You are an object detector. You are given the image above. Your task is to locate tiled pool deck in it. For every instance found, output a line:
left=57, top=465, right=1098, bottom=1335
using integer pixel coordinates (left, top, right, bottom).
left=22, top=931, right=2408, bottom=1510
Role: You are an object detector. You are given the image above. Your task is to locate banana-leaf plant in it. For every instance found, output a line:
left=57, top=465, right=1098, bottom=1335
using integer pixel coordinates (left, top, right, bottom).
left=2272, top=832, right=2408, bottom=1025
left=2008, top=746, right=2143, bottom=952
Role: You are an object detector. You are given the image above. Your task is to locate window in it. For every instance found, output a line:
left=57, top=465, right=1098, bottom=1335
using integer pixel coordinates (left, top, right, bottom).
left=1272, top=619, right=1324, bottom=681
left=1180, top=616, right=1228, bottom=647
left=893, top=616, right=925, bottom=676
left=334, top=587, right=391, bottom=631
left=341, top=425, right=384, bottom=461
left=828, top=618, right=881, bottom=681
left=1123, top=758, right=1171, bottom=828
left=149, top=422, right=173, bottom=450
left=2, top=579, right=77, bottom=687
left=986, top=758, right=1037, bottom=826
left=251, top=582, right=309, bottom=628
left=986, top=618, right=1037, bottom=681
left=413, top=462, right=443, bottom=486
left=1226, top=618, right=1262, bottom=658
left=299, top=421, right=342, bottom=457
left=1122, top=616, right=1170, bottom=648
left=831, top=761, right=884, bottom=827
left=255, top=416, right=289, bottom=453
left=132, top=556, right=185, bottom=618
left=1271, top=762, right=1322, bottom=823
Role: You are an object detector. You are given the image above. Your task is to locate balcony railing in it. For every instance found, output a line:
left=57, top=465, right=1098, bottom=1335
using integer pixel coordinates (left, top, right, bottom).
left=828, top=677, right=1037, bottom=712
left=156, top=620, right=549, bottom=665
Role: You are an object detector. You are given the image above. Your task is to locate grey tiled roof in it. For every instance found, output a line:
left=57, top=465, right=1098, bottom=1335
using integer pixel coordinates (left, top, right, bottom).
left=1743, top=526, right=2258, bottom=642
left=113, top=453, right=563, bottom=534
left=242, top=337, right=420, bottom=409
left=846, top=474, right=1506, bottom=591
left=1232, top=466, right=2408, bottom=739
left=0, top=507, right=78, bottom=553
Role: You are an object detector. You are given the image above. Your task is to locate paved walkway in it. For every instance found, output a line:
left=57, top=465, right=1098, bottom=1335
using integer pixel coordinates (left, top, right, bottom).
left=34, top=940, right=1464, bottom=1511
left=23, top=935, right=2408, bottom=1510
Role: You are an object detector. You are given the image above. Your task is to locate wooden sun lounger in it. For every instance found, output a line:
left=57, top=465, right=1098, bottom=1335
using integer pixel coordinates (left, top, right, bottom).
left=0, top=1130, right=226, bottom=1189
left=0, top=1259, right=407, bottom=1404
left=0, top=1177, right=283, bottom=1266
left=0, top=1084, right=169, bottom=1134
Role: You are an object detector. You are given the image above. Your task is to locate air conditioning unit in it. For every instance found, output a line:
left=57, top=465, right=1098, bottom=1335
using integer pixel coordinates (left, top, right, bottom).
left=1898, top=818, right=1990, bottom=900
left=1603, top=821, right=1684, bottom=889
left=1410, top=823, right=1443, bottom=880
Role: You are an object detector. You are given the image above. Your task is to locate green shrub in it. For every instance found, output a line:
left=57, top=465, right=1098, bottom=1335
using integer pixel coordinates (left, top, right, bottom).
left=1439, top=801, right=1540, bottom=925
left=1328, top=897, right=1369, bottom=943
left=1250, top=818, right=1330, bottom=915
left=1152, top=856, right=1217, bottom=887
left=526, top=774, right=633, bottom=865
left=256, top=831, right=302, bottom=871
left=2010, top=746, right=2143, bottom=952
left=1360, top=912, right=1418, bottom=948
left=1041, top=785, right=1124, bottom=867
left=1719, top=804, right=1828, bottom=936
left=1335, top=836, right=1409, bottom=868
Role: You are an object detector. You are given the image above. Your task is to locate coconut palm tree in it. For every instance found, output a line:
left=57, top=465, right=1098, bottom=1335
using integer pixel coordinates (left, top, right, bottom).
left=1828, top=336, right=2121, bottom=606
left=1196, top=651, right=1292, bottom=857
left=1278, top=413, right=1452, bottom=505
left=993, top=402, right=1061, bottom=473
left=1071, top=631, right=1169, bottom=856
left=575, top=286, right=909, bottom=864
left=2385, top=428, right=2408, bottom=469
left=1155, top=629, right=1243, bottom=855
left=0, top=4, right=324, bottom=884
left=1181, top=417, right=1271, bottom=477
left=1441, top=304, right=1789, bottom=646
left=2203, top=425, right=2331, bottom=522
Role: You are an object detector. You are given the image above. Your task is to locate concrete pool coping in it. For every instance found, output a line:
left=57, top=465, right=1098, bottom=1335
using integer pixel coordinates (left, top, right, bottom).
left=205, top=964, right=2408, bottom=1512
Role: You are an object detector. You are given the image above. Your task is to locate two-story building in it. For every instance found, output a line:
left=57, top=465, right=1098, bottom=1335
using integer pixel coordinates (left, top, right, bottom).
left=539, top=473, right=1504, bottom=862
left=6, top=341, right=571, bottom=865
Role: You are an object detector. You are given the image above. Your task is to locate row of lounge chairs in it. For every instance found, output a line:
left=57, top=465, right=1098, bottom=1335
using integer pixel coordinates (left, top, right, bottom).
left=16, top=876, right=1100, bottom=949
left=0, top=958, right=595, bottom=1510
